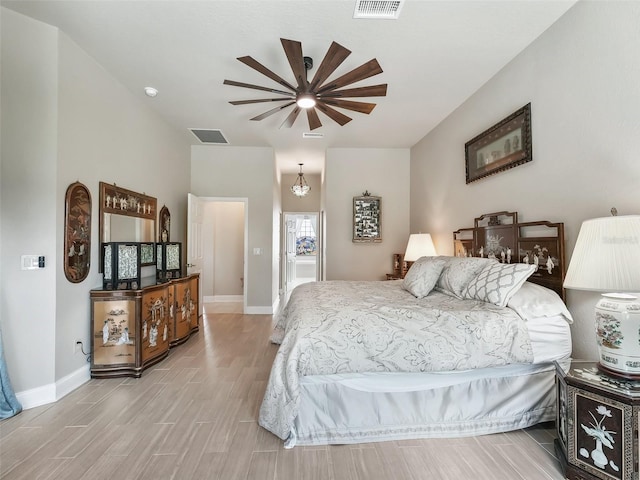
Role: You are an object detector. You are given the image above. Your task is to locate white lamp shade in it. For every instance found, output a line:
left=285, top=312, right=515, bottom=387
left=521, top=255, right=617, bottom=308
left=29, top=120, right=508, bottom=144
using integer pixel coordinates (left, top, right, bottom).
left=404, top=233, right=437, bottom=262
left=564, top=215, right=640, bottom=292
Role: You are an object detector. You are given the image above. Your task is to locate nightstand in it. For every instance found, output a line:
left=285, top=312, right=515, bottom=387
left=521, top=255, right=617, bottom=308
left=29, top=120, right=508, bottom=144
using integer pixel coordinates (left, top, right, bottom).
left=386, top=273, right=403, bottom=280
left=555, top=360, right=640, bottom=480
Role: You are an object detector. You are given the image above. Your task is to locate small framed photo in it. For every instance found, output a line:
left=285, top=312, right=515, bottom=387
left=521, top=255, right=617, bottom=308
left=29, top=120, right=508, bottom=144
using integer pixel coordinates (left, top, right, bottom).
left=465, top=103, right=532, bottom=183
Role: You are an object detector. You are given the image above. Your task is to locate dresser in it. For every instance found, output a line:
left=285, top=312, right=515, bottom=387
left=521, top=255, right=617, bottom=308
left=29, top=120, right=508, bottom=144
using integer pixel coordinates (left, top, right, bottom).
left=90, top=273, right=199, bottom=378
left=555, top=360, right=640, bottom=480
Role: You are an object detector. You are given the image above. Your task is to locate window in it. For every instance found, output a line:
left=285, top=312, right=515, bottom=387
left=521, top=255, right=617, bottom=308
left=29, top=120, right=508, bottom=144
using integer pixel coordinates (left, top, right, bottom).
left=296, top=217, right=316, bottom=255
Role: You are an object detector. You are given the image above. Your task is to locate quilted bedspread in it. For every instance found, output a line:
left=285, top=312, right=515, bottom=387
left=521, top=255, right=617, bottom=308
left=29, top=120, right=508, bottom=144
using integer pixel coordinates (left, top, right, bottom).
left=258, top=280, right=533, bottom=441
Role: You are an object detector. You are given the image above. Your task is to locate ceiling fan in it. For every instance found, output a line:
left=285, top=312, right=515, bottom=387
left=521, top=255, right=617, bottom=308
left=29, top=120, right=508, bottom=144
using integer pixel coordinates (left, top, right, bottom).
left=223, top=38, right=387, bottom=131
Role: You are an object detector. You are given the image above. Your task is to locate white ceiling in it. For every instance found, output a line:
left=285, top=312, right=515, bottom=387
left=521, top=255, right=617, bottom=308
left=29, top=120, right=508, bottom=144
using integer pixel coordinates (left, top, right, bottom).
left=2, top=0, right=577, bottom=174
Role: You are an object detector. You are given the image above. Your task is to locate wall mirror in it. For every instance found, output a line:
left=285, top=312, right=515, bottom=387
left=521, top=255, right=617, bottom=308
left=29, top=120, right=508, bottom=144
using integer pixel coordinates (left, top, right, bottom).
left=99, top=181, right=157, bottom=271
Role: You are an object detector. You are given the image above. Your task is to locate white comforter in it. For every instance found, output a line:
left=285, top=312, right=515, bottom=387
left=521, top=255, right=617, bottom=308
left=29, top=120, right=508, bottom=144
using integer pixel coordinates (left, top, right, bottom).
left=259, top=280, right=533, bottom=440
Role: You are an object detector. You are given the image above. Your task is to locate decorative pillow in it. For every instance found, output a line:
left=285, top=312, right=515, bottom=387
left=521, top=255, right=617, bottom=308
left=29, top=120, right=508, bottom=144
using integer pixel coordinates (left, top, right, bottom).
left=463, top=261, right=536, bottom=307
left=435, top=256, right=492, bottom=299
left=402, top=256, right=447, bottom=298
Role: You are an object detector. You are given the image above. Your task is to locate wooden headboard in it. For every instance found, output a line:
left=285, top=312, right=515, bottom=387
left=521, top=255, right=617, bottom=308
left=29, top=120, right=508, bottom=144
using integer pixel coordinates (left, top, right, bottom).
left=453, top=211, right=566, bottom=301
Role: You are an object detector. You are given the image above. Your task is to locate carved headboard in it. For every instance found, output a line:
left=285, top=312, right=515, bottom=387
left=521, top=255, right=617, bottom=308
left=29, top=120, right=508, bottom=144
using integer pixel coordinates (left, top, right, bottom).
left=453, top=211, right=566, bottom=301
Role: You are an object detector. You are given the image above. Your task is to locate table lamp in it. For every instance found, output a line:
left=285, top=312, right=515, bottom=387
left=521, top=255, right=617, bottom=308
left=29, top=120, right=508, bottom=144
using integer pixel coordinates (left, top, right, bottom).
left=403, top=233, right=437, bottom=275
left=563, top=212, right=640, bottom=378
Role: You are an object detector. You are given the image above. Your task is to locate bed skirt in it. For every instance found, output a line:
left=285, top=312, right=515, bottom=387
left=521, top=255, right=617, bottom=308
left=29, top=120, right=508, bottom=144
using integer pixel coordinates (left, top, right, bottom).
left=289, top=360, right=569, bottom=447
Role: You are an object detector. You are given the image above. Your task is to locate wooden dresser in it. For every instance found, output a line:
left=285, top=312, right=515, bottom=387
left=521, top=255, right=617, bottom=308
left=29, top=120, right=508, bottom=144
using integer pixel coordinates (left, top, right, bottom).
left=90, top=273, right=199, bottom=378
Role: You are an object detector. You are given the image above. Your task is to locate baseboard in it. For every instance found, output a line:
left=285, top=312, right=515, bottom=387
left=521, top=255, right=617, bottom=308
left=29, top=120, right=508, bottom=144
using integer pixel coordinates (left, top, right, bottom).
left=57, top=363, right=91, bottom=400
left=244, top=296, right=280, bottom=315
left=244, top=306, right=274, bottom=314
left=204, top=295, right=244, bottom=303
left=16, top=383, right=56, bottom=410
left=16, top=363, right=91, bottom=410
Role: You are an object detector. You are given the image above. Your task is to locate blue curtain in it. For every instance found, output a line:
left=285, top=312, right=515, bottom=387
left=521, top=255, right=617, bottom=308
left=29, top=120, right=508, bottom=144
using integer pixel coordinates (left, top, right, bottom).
left=0, top=329, right=22, bottom=419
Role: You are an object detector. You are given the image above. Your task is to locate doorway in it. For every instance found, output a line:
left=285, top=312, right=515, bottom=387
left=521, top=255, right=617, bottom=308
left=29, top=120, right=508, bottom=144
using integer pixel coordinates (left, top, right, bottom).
left=188, top=195, right=248, bottom=312
left=282, top=212, right=319, bottom=295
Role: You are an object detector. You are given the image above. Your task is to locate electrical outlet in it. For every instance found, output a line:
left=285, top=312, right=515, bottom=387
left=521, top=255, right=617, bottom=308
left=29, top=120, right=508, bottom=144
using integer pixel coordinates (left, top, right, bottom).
left=74, top=340, right=83, bottom=354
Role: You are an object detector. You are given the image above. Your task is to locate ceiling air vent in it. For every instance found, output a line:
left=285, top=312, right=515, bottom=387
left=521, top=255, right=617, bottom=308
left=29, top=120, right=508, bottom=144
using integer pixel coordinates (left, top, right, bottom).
left=354, top=0, right=404, bottom=19
left=189, top=129, right=230, bottom=145
left=303, top=132, right=324, bottom=139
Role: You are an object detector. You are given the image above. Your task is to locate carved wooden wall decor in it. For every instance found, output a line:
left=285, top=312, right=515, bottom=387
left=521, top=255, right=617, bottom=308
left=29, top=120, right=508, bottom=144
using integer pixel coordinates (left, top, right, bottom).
left=64, top=181, right=92, bottom=283
left=159, top=205, right=171, bottom=242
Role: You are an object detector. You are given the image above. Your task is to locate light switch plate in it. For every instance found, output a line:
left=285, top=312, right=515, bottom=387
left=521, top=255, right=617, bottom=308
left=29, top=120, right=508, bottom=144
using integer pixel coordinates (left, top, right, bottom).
left=21, top=255, right=44, bottom=270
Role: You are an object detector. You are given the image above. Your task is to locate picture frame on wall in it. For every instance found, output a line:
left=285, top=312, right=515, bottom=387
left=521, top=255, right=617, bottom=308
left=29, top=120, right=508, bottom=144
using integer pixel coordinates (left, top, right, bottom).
left=465, top=103, right=532, bottom=184
left=64, top=181, right=91, bottom=283
left=353, top=192, right=382, bottom=243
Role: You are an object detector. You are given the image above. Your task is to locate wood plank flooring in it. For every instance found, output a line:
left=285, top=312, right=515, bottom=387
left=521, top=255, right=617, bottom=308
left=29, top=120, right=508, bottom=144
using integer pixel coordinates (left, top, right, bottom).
left=0, top=303, right=566, bottom=479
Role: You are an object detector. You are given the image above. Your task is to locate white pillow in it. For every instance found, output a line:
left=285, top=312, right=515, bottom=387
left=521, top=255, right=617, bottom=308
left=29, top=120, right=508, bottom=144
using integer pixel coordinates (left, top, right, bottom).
left=435, top=256, right=492, bottom=299
left=402, top=256, right=447, bottom=298
left=507, top=281, right=573, bottom=323
left=463, top=261, right=536, bottom=307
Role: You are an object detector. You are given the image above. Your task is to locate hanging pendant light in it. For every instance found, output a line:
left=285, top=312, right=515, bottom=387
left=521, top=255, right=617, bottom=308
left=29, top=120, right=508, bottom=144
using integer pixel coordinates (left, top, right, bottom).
left=291, top=163, right=310, bottom=197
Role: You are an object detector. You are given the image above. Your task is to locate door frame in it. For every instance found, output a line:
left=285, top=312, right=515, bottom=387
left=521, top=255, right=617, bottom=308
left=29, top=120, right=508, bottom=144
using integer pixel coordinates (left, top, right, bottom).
left=281, top=211, right=320, bottom=296
left=191, top=196, right=249, bottom=313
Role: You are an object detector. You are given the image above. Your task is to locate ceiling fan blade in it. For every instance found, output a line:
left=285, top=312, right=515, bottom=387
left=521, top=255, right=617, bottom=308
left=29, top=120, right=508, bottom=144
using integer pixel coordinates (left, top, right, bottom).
left=281, top=38, right=308, bottom=91
left=237, top=56, right=297, bottom=92
left=306, top=108, right=322, bottom=131
left=315, top=103, right=353, bottom=126
left=280, top=106, right=301, bottom=128
left=321, top=99, right=377, bottom=115
left=223, top=79, right=293, bottom=97
left=321, top=84, right=387, bottom=99
left=317, top=59, right=383, bottom=94
left=309, top=41, right=352, bottom=91
left=230, top=98, right=294, bottom=105
left=250, top=102, right=296, bottom=121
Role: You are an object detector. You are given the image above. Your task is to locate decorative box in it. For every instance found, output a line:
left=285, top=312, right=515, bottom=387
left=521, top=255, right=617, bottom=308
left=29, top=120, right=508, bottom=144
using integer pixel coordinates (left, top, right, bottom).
left=156, top=242, right=182, bottom=282
left=102, top=242, right=142, bottom=290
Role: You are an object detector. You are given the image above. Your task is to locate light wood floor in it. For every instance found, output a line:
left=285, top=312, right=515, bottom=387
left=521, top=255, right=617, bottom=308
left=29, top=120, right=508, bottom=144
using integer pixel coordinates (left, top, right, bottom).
left=0, top=303, right=566, bottom=480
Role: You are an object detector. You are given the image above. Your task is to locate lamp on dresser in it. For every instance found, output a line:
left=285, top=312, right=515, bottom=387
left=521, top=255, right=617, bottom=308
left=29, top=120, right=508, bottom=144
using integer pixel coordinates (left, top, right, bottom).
left=563, top=210, right=640, bottom=379
left=102, top=242, right=142, bottom=290
left=403, top=233, right=437, bottom=276
left=156, top=242, right=182, bottom=283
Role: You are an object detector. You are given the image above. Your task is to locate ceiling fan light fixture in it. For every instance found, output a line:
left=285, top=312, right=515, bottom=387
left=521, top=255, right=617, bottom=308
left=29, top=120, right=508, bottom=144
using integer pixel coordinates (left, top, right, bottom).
left=224, top=38, right=387, bottom=129
left=291, top=163, right=310, bottom=197
left=296, top=93, right=316, bottom=109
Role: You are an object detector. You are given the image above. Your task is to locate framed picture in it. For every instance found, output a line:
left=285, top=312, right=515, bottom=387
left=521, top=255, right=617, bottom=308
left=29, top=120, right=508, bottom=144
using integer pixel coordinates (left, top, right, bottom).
left=353, top=193, right=381, bottom=243
left=64, top=181, right=91, bottom=283
left=465, top=103, right=532, bottom=184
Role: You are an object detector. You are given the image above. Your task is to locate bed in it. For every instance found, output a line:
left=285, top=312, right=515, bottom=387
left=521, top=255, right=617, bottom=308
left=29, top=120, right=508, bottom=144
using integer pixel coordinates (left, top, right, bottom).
left=259, top=211, right=572, bottom=447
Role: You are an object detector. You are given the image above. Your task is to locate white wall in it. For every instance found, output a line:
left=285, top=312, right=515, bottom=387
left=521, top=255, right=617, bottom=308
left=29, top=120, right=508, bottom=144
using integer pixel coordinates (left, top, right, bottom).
left=325, top=148, right=410, bottom=280
left=409, top=1, right=640, bottom=361
left=1, top=9, right=191, bottom=406
left=201, top=201, right=245, bottom=299
left=281, top=173, right=321, bottom=213
left=1, top=9, right=58, bottom=397
left=191, top=146, right=276, bottom=311
left=213, top=202, right=245, bottom=296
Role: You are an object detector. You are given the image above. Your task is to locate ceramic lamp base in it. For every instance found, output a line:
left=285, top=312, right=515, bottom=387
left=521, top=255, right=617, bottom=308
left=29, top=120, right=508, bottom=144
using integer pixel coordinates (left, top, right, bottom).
left=596, top=293, right=640, bottom=378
